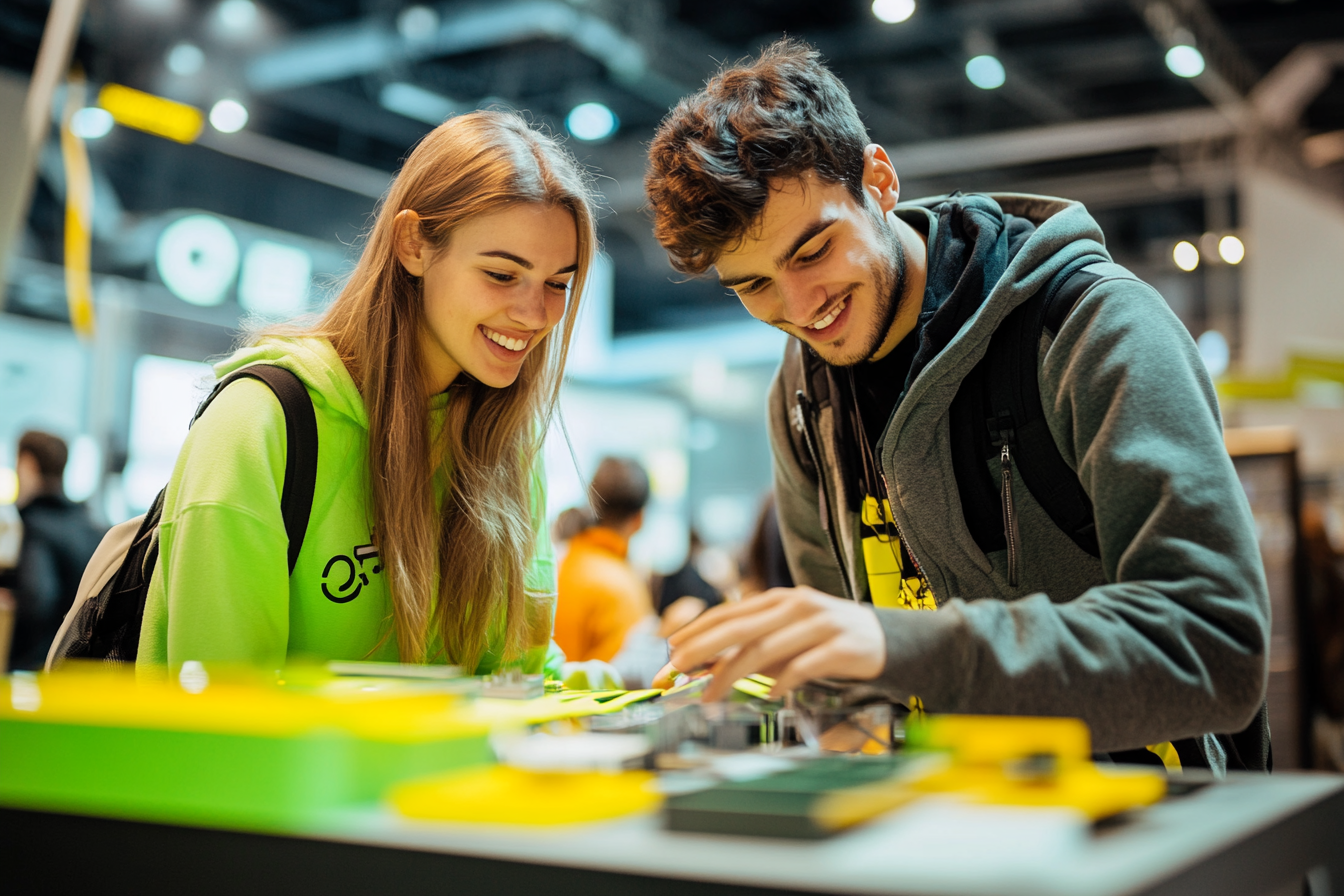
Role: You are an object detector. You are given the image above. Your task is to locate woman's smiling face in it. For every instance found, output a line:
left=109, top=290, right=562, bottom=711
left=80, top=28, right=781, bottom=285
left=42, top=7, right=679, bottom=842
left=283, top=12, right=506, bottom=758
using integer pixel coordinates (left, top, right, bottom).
left=396, top=202, right=579, bottom=392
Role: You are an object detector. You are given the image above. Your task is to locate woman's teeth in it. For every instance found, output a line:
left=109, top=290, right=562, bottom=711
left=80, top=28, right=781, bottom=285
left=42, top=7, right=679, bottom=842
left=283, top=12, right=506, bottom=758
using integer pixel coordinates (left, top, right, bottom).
left=810, top=299, right=846, bottom=330
left=484, top=328, right=527, bottom=351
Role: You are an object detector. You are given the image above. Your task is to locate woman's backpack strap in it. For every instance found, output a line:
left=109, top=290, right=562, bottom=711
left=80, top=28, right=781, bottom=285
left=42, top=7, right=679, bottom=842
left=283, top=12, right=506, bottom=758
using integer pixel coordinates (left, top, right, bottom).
left=198, top=365, right=318, bottom=574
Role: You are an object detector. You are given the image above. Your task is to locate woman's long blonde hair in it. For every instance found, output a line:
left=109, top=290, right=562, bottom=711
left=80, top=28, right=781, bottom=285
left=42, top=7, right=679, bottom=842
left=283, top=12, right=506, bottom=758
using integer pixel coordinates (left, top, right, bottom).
left=310, top=111, right=597, bottom=668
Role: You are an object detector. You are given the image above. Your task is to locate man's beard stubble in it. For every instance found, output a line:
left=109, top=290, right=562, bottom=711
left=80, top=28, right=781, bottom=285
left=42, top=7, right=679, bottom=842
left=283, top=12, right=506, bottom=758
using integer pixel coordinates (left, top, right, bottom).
left=821, top=213, right=907, bottom=368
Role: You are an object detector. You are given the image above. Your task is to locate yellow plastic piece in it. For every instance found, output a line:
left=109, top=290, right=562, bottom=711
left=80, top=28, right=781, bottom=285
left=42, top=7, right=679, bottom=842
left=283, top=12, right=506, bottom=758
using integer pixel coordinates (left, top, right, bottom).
left=912, top=762, right=1166, bottom=821
left=732, top=674, right=776, bottom=700
left=389, top=765, right=661, bottom=825
left=6, top=663, right=485, bottom=742
left=471, top=689, right=662, bottom=726
left=909, top=714, right=1092, bottom=765
left=901, top=715, right=1167, bottom=821
left=1145, top=741, right=1182, bottom=773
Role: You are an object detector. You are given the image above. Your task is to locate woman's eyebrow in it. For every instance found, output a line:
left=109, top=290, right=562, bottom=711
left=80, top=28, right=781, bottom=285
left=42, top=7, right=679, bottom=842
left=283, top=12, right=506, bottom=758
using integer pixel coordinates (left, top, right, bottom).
left=479, top=252, right=577, bottom=276
left=479, top=250, right=532, bottom=268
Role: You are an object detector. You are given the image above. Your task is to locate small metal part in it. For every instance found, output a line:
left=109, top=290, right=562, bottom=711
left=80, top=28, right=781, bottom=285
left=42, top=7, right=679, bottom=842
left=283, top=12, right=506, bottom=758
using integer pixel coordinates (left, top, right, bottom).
left=481, top=669, right=545, bottom=699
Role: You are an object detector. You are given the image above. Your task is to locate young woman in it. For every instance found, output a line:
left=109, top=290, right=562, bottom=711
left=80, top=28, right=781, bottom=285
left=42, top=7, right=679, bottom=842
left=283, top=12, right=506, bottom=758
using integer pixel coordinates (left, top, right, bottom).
left=137, top=112, right=597, bottom=676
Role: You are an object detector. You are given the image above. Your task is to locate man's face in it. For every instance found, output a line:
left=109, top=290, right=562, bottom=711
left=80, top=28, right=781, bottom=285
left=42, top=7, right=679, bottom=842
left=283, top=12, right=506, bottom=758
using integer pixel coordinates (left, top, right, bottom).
left=714, top=171, right=905, bottom=367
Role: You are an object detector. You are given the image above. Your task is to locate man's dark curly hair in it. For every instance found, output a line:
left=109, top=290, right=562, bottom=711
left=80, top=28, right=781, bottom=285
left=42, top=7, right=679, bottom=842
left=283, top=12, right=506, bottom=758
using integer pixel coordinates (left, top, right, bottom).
left=645, top=38, right=869, bottom=275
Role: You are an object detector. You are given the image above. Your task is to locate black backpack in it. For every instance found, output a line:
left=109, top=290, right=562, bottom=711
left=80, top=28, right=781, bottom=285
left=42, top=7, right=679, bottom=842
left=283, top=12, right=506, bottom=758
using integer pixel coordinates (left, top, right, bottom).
left=47, top=365, right=318, bottom=667
left=948, top=259, right=1106, bottom=576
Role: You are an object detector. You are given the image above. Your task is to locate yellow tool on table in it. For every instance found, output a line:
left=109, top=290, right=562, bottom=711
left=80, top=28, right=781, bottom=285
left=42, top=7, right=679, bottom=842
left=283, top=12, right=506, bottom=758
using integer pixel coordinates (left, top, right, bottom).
left=817, top=714, right=1167, bottom=829
left=389, top=765, right=660, bottom=825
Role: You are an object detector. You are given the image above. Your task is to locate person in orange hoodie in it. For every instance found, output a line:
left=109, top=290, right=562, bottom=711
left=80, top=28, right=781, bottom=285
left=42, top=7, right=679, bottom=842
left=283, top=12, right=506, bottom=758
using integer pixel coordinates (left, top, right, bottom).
left=553, top=457, right=651, bottom=662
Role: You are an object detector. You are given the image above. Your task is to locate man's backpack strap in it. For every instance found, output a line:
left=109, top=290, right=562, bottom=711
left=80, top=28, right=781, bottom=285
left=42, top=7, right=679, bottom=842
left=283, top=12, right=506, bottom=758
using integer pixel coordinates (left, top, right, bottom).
left=197, top=365, right=318, bottom=574
left=981, top=260, right=1107, bottom=559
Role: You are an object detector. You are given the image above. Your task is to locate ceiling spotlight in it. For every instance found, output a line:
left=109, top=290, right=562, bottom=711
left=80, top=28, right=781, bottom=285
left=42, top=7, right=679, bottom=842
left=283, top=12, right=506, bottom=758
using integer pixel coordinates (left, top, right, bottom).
left=217, top=0, right=258, bottom=31
left=166, top=42, right=204, bottom=76
left=965, top=55, right=1006, bottom=90
left=209, top=98, right=249, bottom=133
left=1218, top=235, right=1245, bottom=265
left=380, top=82, right=459, bottom=125
left=1165, top=45, right=1205, bottom=78
left=566, top=102, right=618, bottom=142
left=156, top=214, right=240, bottom=306
left=1173, top=240, right=1200, bottom=272
left=397, top=5, right=440, bottom=42
left=70, top=106, right=114, bottom=139
left=871, top=0, right=916, bottom=24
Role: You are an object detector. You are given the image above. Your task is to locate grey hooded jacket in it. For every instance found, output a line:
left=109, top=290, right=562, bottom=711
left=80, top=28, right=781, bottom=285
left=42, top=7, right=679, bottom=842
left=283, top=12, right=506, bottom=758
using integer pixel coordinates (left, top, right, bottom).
left=767, top=194, right=1270, bottom=769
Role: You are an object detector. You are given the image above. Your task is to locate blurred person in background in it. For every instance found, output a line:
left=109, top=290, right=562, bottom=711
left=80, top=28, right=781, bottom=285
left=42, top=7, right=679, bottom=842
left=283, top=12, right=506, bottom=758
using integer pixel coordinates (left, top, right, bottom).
left=0, top=431, right=105, bottom=670
left=137, top=112, right=597, bottom=677
left=651, top=527, right=723, bottom=615
left=739, top=492, right=794, bottom=598
left=550, top=504, right=596, bottom=564
left=612, top=593, right=714, bottom=690
left=645, top=40, right=1269, bottom=773
left=553, top=456, right=652, bottom=663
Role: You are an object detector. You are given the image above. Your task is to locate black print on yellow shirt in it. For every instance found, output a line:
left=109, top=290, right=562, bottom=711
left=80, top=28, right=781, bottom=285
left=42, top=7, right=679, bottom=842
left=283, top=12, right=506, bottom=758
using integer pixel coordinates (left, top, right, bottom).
left=861, top=495, right=936, bottom=611
left=322, top=540, right=382, bottom=603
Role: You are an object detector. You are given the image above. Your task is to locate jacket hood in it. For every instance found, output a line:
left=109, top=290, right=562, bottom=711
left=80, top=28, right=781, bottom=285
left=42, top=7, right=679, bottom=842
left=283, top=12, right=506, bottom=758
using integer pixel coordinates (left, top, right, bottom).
left=213, top=336, right=369, bottom=429
left=903, top=192, right=1111, bottom=305
left=889, top=194, right=1111, bottom=428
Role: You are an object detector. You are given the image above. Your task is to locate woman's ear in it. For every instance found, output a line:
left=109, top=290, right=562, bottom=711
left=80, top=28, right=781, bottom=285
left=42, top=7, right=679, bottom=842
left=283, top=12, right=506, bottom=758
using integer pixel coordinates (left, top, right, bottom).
left=861, top=144, right=900, bottom=214
left=393, top=209, right=428, bottom=277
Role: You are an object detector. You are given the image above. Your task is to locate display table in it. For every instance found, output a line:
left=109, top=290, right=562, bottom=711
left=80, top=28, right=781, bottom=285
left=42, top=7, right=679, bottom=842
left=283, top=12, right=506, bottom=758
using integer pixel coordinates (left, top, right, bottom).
left=4, top=771, right=1341, bottom=896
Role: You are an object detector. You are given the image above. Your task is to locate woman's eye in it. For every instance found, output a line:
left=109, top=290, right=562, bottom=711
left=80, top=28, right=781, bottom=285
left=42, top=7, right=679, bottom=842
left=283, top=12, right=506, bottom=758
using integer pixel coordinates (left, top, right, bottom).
left=799, top=240, right=830, bottom=263
left=546, top=280, right=570, bottom=292
left=485, top=271, right=515, bottom=283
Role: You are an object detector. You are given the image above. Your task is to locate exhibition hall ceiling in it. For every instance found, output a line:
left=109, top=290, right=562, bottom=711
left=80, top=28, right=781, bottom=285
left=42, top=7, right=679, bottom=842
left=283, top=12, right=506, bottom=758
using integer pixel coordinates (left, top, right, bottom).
left=2, top=0, right=1343, bottom=331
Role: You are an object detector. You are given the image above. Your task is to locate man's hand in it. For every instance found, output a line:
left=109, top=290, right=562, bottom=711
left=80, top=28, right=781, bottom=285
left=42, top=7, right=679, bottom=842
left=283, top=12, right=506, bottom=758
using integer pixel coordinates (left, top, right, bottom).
left=651, top=587, right=886, bottom=701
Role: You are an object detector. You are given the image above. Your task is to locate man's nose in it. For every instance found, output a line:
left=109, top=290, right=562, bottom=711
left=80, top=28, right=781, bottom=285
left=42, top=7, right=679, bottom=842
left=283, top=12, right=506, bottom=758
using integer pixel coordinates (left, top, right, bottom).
left=777, top=275, right=828, bottom=326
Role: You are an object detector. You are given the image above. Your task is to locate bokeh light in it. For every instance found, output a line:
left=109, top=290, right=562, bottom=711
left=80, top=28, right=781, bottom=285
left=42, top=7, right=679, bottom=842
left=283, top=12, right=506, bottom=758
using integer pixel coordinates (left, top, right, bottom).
left=966, top=55, right=1006, bottom=90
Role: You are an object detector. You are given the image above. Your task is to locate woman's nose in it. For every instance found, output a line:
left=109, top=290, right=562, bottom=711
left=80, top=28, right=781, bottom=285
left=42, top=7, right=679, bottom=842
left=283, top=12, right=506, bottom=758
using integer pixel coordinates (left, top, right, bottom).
left=510, top=283, right=550, bottom=328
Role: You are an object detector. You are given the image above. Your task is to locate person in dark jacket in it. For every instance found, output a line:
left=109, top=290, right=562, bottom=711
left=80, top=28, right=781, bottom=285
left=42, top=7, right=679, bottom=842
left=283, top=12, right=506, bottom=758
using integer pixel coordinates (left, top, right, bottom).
left=1, top=431, right=105, bottom=670
left=643, top=40, right=1270, bottom=774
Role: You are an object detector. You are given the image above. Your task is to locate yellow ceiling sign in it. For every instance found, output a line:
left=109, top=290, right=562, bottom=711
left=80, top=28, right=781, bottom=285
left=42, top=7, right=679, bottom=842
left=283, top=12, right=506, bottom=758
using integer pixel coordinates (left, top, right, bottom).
left=97, top=83, right=204, bottom=144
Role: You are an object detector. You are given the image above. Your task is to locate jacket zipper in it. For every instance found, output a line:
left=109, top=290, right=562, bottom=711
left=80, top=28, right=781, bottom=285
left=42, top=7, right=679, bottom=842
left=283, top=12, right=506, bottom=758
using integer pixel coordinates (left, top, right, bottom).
left=1000, top=443, right=1020, bottom=587
left=879, top=471, right=936, bottom=604
left=795, top=390, right=855, bottom=602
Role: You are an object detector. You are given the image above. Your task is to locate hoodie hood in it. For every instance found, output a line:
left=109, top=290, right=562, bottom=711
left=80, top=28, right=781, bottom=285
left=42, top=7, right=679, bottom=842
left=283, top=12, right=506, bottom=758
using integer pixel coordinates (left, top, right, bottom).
left=889, top=194, right=1111, bottom=438
left=214, top=336, right=369, bottom=430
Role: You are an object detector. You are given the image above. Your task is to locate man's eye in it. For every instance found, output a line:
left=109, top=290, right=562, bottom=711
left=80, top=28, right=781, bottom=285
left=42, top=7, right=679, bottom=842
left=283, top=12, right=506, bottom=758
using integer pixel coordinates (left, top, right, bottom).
left=738, top=279, right=766, bottom=296
left=799, top=240, right=830, bottom=263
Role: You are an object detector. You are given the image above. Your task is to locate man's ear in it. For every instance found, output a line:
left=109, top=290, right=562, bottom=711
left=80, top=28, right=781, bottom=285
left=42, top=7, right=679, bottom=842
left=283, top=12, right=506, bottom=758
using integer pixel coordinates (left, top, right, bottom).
left=861, top=144, right=900, bottom=214
left=393, top=209, right=428, bottom=277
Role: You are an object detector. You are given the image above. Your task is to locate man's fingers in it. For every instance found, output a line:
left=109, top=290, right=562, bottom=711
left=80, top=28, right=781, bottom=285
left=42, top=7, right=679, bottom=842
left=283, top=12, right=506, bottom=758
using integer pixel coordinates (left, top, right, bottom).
left=651, top=663, right=679, bottom=690
left=666, top=591, right=787, bottom=648
left=769, top=642, right=844, bottom=697
left=668, top=600, right=809, bottom=675
left=703, top=618, right=835, bottom=699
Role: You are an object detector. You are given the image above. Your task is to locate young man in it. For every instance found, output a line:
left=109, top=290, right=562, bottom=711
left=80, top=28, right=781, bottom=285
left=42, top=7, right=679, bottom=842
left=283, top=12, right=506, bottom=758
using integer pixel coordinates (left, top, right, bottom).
left=644, top=40, right=1270, bottom=772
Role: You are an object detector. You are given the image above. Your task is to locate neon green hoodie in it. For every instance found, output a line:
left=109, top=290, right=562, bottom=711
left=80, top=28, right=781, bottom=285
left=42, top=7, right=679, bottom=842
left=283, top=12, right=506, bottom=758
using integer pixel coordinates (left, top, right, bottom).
left=137, top=336, right=565, bottom=677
